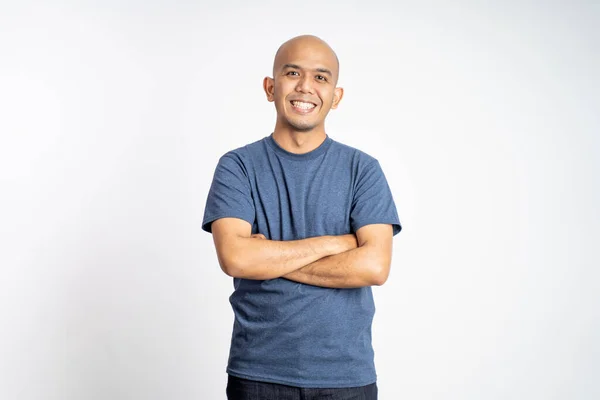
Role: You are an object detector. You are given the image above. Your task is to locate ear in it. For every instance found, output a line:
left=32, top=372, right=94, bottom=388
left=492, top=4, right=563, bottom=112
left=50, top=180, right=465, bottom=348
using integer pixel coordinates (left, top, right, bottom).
left=263, top=77, right=275, bottom=102
left=331, top=87, right=344, bottom=109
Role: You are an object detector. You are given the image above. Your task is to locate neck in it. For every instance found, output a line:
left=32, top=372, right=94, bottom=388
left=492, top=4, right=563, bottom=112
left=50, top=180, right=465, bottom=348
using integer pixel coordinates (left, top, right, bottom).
left=272, top=125, right=327, bottom=154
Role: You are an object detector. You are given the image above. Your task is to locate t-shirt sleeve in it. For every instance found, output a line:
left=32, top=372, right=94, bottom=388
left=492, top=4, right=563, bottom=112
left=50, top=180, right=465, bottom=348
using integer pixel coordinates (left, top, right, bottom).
left=350, top=160, right=402, bottom=235
left=202, top=152, right=255, bottom=233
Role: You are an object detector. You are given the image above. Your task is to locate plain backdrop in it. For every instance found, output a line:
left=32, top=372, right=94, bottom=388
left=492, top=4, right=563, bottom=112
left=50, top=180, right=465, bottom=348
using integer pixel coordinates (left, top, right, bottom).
left=1, top=1, right=598, bottom=399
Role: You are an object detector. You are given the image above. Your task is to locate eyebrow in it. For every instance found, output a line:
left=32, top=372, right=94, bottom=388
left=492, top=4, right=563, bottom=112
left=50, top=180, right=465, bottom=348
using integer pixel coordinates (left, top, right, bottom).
left=282, top=63, right=333, bottom=77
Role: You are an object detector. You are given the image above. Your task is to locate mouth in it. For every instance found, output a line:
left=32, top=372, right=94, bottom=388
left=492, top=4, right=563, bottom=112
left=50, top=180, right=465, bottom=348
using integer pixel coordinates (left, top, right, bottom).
left=290, top=100, right=317, bottom=114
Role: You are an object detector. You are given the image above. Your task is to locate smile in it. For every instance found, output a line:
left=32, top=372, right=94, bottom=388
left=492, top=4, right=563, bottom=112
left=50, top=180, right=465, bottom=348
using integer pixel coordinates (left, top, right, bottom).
left=290, top=100, right=316, bottom=113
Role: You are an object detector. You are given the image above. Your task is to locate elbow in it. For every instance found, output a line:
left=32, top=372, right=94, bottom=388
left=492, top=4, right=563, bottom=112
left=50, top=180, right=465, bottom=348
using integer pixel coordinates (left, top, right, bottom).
left=371, top=274, right=388, bottom=286
left=358, top=243, right=392, bottom=286
left=219, top=254, right=268, bottom=280
left=370, top=264, right=390, bottom=286
left=218, top=253, right=245, bottom=278
left=219, top=261, right=236, bottom=277
left=220, top=262, right=239, bottom=278
left=221, top=262, right=250, bottom=279
left=216, top=239, right=255, bottom=278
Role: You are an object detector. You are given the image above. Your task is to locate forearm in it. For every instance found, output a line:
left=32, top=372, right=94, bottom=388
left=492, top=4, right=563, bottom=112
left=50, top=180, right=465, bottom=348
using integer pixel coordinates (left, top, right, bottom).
left=218, top=234, right=356, bottom=280
left=282, top=245, right=389, bottom=288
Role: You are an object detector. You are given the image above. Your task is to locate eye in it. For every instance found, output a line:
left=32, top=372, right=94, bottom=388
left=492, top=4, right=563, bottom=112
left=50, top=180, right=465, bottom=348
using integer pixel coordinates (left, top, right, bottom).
left=316, top=75, right=328, bottom=82
left=286, top=71, right=299, bottom=76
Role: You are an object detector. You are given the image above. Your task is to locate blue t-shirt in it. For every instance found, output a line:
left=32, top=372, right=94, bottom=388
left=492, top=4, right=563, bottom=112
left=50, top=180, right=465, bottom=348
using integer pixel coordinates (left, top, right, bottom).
left=202, top=134, right=401, bottom=388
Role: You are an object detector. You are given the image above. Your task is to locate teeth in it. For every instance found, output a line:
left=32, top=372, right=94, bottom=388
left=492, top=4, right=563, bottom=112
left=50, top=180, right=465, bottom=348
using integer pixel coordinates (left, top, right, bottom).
left=292, top=101, right=315, bottom=110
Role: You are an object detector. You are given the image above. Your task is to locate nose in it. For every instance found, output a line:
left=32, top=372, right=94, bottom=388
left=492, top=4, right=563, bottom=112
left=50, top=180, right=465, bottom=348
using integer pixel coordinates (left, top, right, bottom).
left=295, top=75, right=314, bottom=94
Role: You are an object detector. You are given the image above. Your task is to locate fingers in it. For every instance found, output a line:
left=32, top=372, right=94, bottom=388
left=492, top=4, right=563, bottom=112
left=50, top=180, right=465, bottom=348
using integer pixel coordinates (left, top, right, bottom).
left=251, top=233, right=267, bottom=240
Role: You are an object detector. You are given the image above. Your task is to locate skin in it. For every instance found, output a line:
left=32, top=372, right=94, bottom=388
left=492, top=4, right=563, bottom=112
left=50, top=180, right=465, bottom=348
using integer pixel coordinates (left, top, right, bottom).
left=211, top=218, right=358, bottom=281
left=262, top=35, right=344, bottom=154
left=252, top=224, right=393, bottom=288
left=211, top=35, right=394, bottom=288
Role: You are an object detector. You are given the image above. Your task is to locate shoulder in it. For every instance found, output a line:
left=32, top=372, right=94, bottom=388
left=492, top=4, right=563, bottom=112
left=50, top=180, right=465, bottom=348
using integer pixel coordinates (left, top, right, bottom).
left=217, top=136, right=269, bottom=168
left=329, top=137, right=379, bottom=167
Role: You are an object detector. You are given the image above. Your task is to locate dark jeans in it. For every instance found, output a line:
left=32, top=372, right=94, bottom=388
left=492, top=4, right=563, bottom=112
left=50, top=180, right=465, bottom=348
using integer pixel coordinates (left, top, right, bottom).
left=226, top=375, right=378, bottom=400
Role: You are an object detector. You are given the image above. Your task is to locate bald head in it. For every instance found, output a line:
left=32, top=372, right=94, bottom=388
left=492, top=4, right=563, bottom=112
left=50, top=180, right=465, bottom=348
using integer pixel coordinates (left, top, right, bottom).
left=263, top=35, right=344, bottom=134
left=272, top=35, right=340, bottom=84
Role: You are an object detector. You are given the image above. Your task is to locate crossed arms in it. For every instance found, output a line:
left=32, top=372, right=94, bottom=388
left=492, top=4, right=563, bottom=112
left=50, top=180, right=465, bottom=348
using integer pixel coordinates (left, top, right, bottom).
left=210, top=217, right=393, bottom=288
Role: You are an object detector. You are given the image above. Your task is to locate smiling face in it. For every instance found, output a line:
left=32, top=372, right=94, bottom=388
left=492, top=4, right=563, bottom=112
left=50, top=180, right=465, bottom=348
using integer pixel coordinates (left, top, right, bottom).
left=264, top=36, right=343, bottom=134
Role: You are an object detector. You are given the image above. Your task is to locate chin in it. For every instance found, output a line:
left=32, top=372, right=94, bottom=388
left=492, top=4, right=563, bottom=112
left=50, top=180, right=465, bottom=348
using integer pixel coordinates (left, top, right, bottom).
left=287, top=118, right=318, bottom=132
left=291, top=124, right=317, bottom=132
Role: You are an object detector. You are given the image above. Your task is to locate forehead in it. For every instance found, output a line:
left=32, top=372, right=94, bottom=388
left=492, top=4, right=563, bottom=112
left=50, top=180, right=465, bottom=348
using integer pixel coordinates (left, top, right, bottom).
left=274, top=41, right=339, bottom=75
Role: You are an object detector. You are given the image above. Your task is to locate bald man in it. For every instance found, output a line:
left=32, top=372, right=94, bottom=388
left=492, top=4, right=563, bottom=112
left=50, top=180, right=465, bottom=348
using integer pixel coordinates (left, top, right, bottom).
left=202, top=35, right=401, bottom=400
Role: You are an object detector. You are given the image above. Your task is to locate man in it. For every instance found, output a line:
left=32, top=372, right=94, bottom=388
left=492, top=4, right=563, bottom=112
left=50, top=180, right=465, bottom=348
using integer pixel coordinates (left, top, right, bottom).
left=202, top=35, right=401, bottom=400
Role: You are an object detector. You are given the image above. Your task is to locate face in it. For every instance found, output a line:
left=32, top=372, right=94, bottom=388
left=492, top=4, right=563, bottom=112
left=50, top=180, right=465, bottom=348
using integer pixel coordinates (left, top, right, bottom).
left=264, top=40, right=343, bottom=133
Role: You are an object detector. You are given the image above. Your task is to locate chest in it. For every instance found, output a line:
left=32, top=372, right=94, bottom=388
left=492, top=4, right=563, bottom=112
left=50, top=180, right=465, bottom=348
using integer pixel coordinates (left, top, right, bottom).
left=248, top=155, right=356, bottom=240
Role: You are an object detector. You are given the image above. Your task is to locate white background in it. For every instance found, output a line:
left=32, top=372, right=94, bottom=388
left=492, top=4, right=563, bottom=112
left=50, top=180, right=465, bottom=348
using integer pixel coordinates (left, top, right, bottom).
left=1, top=1, right=598, bottom=399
